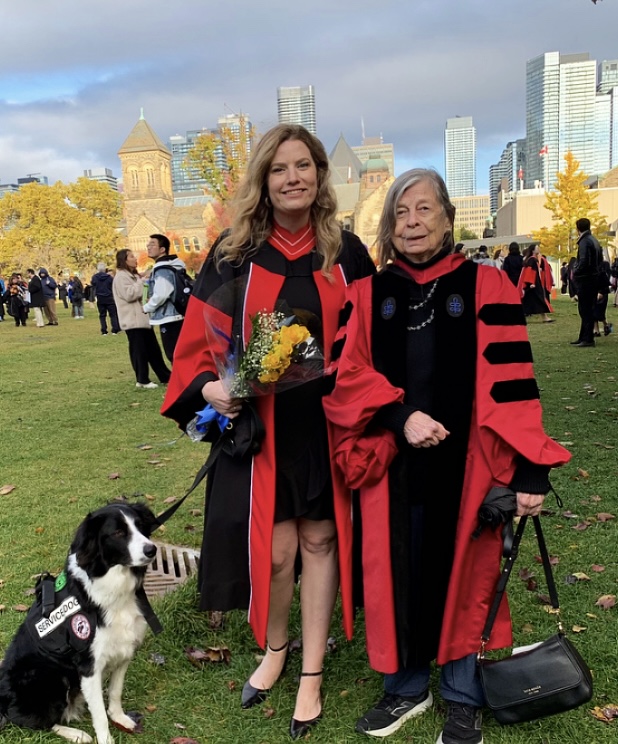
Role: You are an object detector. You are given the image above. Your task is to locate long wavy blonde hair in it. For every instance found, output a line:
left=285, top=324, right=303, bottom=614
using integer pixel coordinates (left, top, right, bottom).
left=215, top=124, right=341, bottom=274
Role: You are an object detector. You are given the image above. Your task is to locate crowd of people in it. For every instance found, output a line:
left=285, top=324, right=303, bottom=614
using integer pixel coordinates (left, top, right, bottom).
left=0, top=240, right=189, bottom=390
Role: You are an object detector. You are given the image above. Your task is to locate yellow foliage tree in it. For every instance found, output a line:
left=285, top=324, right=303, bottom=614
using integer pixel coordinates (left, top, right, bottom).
left=0, top=180, right=122, bottom=275
left=533, top=151, right=609, bottom=258
left=183, top=114, right=255, bottom=205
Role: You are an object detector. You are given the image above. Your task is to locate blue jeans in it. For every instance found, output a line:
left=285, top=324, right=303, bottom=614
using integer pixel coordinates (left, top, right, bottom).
left=384, top=652, right=484, bottom=707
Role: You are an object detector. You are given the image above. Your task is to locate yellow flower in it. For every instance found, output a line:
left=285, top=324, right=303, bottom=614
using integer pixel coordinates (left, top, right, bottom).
left=279, top=324, right=310, bottom=347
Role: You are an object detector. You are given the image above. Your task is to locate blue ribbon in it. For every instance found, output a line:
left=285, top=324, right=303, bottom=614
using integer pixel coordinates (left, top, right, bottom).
left=194, top=404, right=230, bottom=434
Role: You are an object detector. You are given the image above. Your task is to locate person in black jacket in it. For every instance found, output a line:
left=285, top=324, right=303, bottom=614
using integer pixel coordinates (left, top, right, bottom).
left=502, top=242, right=523, bottom=286
left=571, top=218, right=603, bottom=347
left=91, top=263, right=121, bottom=335
left=26, top=269, right=46, bottom=327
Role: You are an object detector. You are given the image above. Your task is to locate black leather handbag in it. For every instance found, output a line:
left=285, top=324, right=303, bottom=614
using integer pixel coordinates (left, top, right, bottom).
left=477, top=516, right=593, bottom=725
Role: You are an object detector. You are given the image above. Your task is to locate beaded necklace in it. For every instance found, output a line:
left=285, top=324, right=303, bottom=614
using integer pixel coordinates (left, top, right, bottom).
left=407, top=278, right=439, bottom=332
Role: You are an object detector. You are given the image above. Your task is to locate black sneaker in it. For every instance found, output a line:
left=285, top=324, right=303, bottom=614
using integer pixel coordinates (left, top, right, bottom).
left=436, top=702, right=483, bottom=744
left=355, top=690, right=432, bottom=737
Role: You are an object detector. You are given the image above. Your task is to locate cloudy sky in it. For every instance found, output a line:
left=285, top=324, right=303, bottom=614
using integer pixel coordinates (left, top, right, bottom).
left=1, top=0, right=616, bottom=192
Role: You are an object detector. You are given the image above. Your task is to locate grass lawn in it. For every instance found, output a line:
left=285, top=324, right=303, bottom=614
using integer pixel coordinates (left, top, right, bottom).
left=0, top=296, right=617, bottom=743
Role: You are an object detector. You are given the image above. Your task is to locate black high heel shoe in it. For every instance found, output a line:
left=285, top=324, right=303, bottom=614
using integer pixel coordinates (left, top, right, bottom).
left=241, top=641, right=289, bottom=709
left=289, top=671, right=323, bottom=740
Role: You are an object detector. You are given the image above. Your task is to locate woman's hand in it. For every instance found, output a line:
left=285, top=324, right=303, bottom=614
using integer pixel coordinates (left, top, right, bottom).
left=201, top=380, right=243, bottom=419
left=516, top=492, right=545, bottom=517
left=403, top=411, right=449, bottom=448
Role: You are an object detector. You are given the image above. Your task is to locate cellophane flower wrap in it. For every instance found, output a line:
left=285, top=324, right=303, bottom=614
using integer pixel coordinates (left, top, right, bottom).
left=204, top=277, right=328, bottom=399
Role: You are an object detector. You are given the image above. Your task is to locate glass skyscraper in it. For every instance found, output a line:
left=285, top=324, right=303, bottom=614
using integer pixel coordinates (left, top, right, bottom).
left=444, top=116, right=476, bottom=197
left=277, top=85, right=316, bottom=135
left=526, top=52, right=598, bottom=189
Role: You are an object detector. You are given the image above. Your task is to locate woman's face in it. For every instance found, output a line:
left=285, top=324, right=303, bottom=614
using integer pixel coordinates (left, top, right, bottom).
left=126, top=251, right=138, bottom=270
left=267, top=139, right=318, bottom=227
left=392, top=180, right=452, bottom=264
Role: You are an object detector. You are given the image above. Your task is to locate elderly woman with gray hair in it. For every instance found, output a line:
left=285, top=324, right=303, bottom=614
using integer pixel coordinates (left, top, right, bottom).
left=323, top=169, right=570, bottom=743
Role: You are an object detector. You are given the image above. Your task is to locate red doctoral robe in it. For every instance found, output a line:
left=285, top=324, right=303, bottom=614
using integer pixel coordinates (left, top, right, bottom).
left=323, top=253, right=570, bottom=672
left=161, top=231, right=375, bottom=648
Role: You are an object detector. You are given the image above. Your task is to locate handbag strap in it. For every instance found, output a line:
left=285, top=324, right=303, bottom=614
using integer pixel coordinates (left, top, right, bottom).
left=480, top=515, right=560, bottom=646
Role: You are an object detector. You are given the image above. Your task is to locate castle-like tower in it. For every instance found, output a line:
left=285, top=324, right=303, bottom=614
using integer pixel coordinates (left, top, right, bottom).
left=118, top=111, right=174, bottom=255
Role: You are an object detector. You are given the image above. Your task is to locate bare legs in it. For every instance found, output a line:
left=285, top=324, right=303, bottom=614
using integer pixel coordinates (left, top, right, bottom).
left=246, top=517, right=339, bottom=721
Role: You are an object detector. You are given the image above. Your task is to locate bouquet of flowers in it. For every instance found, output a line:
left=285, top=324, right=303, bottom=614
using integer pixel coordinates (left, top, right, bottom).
left=187, top=278, right=327, bottom=442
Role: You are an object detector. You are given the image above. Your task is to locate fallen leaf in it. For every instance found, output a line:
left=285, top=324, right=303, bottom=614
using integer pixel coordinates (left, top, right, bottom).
left=163, top=496, right=177, bottom=504
left=537, top=594, right=552, bottom=605
left=542, top=605, right=560, bottom=615
left=145, top=704, right=157, bottom=712
left=572, top=572, right=591, bottom=581
left=145, top=494, right=156, bottom=501
left=0, top=484, right=16, bottom=496
left=173, top=723, right=187, bottom=730
left=572, top=522, right=591, bottom=531
left=184, top=525, right=196, bottom=532
left=590, top=495, right=602, bottom=502
left=526, top=578, right=538, bottom=592
left=13, top=604, right=29, bottom=612
left=130, top=402, right=140, bottom=407
left=227, top=680, right=236, bottom=692
left=562, top=510, right=579, bottom=519
left=597, top=513, right=615, bottom=522
left=591, top=565, right=605, bottom=572
left=518, top=567, right=535, bottom=581
left=577, top=468, right=590, bottom=478
left=170, top=739, right=200, bottom=744
left=589, top=704, right=618, bottom=723
left=521, top=623, right=534, bottom=633
left=34, top=527, right=45, bottom=534
left=0, top=604, right=6, bottom=613
left=147, top=460, right=162, bottom=465
left=185, top=646, right=231, bottom=666
left=108, top=472, right=121, bottom=480
left=263, top=707, right=276, bottom=719
left=137, top=444, right=153, bottom=450
left=595, top=595, right=616, bottom=610
left=564, top=406, right=576, bottom=411
left=68, top=497, right=78, bottom=504
left=572, top=625, right=587, bottom=633
left=189, top=509, right=202, bottom=517
left=586, top=613, right=598, bottom=619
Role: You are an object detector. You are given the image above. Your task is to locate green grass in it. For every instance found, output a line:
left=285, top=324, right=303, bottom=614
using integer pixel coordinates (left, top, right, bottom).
left=0, top=297, right=617, bottom=743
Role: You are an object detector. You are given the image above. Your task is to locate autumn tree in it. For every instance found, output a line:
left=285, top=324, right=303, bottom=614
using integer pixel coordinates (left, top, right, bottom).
left=183, top=114, right=255, bottom=205
left=0, top=179, right=123, bottom=275
left=533, top=151, right=610, bottom=258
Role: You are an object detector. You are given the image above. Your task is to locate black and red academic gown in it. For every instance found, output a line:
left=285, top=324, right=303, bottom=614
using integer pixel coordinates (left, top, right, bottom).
left=517, top=256, right=553, bottom=315
left=323, top=253, right=570, bottom=674
left=161, top=231, right=375, bottom=649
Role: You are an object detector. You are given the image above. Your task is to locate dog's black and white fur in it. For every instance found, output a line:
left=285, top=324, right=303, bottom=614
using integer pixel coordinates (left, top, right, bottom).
left=0, top=502, right=159, bottom=744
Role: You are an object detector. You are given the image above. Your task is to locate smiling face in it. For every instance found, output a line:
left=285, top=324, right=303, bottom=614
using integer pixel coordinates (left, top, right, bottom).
left=392, top=180, right=453, bottom=264
left=267, top=139, right=318, bottom=229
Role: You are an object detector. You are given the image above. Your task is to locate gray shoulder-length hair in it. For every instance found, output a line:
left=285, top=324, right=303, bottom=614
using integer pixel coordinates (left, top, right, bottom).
left=376, top=168, right=456, bottom=266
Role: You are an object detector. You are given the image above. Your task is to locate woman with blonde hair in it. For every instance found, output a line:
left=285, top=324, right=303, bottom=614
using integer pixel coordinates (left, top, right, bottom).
left=162, top=124, right=374, bottom=738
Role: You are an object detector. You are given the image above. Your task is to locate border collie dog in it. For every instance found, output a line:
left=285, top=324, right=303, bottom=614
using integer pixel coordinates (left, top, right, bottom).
left=0, top=502, right=159, bottom=744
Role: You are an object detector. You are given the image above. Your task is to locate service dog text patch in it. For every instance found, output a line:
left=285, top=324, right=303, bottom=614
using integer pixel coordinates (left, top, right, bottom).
left=35, top=596, right=82, bottom=638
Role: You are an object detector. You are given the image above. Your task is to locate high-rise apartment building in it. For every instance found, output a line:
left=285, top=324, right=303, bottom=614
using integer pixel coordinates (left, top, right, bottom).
left=83, top=167, right=118, bottom=191
left=489, top=139, right=526, bottom=213
left=598, top=60, right=618, bottom=94
left=169, top=114, right=253, bottom=193
left=277, top=85, right=316, bottom=135
left=526, top=52, right=598, bottom=189
left=444, top=116, right=476, bottom=197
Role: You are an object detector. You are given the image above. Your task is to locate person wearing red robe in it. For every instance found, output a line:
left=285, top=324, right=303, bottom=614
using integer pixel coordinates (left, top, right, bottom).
left=323, top=170, right=570, bottom=743
left=161, top=124, right=374, bottom=739
left=517, top=244, right=554, bottom=322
